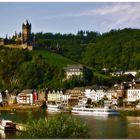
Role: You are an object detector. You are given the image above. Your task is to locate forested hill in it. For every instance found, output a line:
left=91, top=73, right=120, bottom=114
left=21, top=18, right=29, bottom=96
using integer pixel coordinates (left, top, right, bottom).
left=35, top=28, right=140, bottom=71
left=82, top=28, right=140, bottom=71
left=0, top=47, right=76, bottom=90
left=1, top=28, right=140, bottom=90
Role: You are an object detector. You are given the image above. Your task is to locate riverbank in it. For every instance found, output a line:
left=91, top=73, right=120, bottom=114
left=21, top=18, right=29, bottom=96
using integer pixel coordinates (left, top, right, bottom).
left=117, top=107, right=140, bottom=116
left=0, top=104, right=41, bottom=112
left=0, top=105, right=140, bottom=116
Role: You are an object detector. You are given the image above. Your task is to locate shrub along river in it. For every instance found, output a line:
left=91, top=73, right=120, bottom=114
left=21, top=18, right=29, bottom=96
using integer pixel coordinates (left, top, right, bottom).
left=0, top=109, right=140, bottom=139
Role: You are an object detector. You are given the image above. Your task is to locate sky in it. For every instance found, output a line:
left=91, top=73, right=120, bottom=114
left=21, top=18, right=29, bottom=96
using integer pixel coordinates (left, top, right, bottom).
left=0, top=2, right=140, bottom=37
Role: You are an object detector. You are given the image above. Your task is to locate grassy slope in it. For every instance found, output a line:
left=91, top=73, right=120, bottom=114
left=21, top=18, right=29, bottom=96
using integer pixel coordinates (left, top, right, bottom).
left=30, top=50, right=77, bottom=69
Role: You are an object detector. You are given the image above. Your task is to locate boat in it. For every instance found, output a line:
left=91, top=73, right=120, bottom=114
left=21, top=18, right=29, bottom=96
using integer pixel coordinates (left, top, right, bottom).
left=0, top=120, right=16, bottom=132
left=47, top=103, right=70, bottom=113
left=72, top=106, right=120, bottom=116
left=130, top=122, right=140, bottom=125
left=47, top=104, right=61, bottom=112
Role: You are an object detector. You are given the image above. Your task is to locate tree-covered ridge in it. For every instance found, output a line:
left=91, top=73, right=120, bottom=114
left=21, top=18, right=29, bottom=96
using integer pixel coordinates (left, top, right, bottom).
left=30, top=50, right=77, bottom=69
left=1, top=28, right=140, bottom=90
left=82, top=28, right=140, bottom=71
left=34, top=28, right=140, bottom=71
left=0, top=47, right=77, bottom=90
left=35, top=31, right=99, bottom=61
left=33, top=28, right=140, bottom=86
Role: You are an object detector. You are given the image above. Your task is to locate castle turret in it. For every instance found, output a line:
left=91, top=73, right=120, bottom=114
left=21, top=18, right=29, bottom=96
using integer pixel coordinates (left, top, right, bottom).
left=22, top=19, right=31, bottom=44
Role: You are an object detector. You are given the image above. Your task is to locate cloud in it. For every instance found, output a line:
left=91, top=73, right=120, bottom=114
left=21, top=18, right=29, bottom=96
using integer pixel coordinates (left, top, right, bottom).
left=46, top=3, right=140, bottom=23
left=78, top=3, right=140, bottom=28
left=80, top=3, right=132, bottom=16
left=40, top=3, right=140, bottom=33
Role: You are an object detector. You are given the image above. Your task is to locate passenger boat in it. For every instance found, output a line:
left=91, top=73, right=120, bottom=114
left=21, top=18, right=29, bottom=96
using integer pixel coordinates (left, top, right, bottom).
left=131, top=122, right=140, bottom=125
left=0, top=120, right=16, bottom=132
left=47, top=104, right=61, bottom=112
left=72, top=106, right=120, bottom=116
left=47, top=103, right=70, bottom=113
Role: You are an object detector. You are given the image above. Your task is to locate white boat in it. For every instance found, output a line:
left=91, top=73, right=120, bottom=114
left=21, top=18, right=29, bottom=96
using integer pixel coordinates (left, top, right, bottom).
left=72, top=106, right=120, bottom=116
left=0, top=120, right=16, bottom=132
left=47, top=104, right=61, bottom=112
left=130, top=122, right=140, bottom=125
left=47, top=103, right=70, bottom=113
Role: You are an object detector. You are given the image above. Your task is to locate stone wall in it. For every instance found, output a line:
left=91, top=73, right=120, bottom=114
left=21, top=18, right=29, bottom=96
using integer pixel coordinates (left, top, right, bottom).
left=4, top=44, right=33, bottom=51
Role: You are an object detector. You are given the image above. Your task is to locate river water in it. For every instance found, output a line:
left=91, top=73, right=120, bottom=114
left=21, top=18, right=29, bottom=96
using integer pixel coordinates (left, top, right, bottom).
left=0, top=110, right=140, bottom=139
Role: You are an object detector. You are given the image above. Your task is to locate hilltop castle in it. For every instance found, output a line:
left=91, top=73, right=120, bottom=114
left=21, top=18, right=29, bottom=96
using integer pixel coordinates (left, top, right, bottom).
left=22, top=20, right=32, bottom=44
left=0, top=20, right=34, bottom=50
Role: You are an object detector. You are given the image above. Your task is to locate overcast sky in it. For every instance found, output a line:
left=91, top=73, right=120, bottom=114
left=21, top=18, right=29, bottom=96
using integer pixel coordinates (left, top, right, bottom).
left=0, top=2, right=140, bottom=37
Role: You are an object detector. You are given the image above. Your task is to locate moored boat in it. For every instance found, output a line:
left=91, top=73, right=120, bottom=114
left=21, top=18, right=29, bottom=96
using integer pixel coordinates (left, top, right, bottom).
left=130, top=122, right=140, bottom=125
left=72, top=106, right=120, bottom=116
left=47, top=104, right=61, bottom=112
left=47, top=103, right=70, bottom=113
left=0, top=120, right=16, bottom=132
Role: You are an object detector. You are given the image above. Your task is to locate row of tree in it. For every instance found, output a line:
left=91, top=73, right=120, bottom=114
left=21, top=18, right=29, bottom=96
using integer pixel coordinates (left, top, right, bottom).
left=34, top=28, right=140, bottom=71
left=0, top=47, right=63, bottom=90
left=0, top=47, right=91, bottom=90
left=1, top=28, right=140, bottom=90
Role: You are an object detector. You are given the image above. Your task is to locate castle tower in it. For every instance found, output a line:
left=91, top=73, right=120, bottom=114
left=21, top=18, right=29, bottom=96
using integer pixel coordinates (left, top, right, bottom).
left=22, top=20, right=31, bottom=44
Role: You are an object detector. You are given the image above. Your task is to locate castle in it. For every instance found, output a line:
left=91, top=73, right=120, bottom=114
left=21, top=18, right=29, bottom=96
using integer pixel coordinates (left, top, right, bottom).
left=0, top=20, right=34, bottom=50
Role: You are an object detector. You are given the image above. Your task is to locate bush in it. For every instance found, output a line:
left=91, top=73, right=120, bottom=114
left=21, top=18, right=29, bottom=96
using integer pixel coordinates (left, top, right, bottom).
left=16, top=113, right=90, bottom=138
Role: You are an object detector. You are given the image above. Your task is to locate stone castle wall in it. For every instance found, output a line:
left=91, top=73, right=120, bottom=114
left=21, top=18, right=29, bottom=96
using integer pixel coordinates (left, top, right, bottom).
left=3, top=44, right=33, bottom=51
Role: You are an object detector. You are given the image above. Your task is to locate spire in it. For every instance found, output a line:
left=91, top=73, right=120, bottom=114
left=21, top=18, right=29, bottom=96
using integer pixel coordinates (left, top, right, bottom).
left=5, top=34, right=8, bottom=39
left=15, top=31, right=17, bottom=37
left=22, top=22, right=25, bottom=28
left=26, top=19, right=29, bottom=25
left=22, top=19, right=32, bottom=44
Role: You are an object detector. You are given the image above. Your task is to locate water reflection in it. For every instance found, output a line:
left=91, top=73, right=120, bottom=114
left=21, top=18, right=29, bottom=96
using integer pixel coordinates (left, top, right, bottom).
left=0, top=110, right=47, bottom=123
left=77, top=115, right=128, bottom=138
left=0, top=130, right=17, bottom=139
left=0, top=110, right=140, bottom=138
left=126, top=116, right=140, bottom=138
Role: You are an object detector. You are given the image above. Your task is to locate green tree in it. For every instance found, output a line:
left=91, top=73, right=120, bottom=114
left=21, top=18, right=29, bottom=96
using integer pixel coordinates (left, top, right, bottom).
left=16, top=113, right=90, bottom=138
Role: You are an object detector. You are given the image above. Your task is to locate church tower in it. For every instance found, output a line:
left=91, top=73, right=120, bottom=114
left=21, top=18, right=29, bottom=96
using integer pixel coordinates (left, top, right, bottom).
left=22, top=20, right=31, bottom=44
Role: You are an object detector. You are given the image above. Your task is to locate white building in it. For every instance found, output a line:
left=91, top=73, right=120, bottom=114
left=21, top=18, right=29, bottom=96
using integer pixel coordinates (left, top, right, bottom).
left=64, top=64, right=84, bottom=79
left=84, top=88, right=96, bottom=101
left=110, top=71, right=124, bottom=76
left=124, top=71, right=137, bottom=77
left=95, top=90, right=106, bottom=101
left=17, top=93, right=33, bottom=104
left=16, top=89, right=33, bottom=105
left=127, top=89, right=140, bottom=102
left=84, top=88, right=117, bottom=102
left=84, top=89, right=106, bottom=101
left=48, top=90, right=70, bottom=103
left=48, top=90, right=62, bottom=102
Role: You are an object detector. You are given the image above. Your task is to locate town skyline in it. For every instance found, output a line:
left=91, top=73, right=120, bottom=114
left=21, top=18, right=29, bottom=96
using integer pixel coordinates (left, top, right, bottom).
left=0, top=2, right=140, bottom=37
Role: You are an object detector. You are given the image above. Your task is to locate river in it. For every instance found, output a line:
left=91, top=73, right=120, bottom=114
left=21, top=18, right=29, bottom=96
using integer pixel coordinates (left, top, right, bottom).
left=0, top=110, right=140, bottom=139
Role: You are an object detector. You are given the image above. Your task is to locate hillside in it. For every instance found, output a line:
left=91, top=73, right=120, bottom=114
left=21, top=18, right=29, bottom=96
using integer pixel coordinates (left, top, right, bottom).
left=35, top=28, right=140, bottom=71
left=30, top=50, right=77, bottom=69
left=1, top=28, right=140, bottom=90
left=82, top=28, right=140, bottom=71
left=0, top=46, right=79, bottom=90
